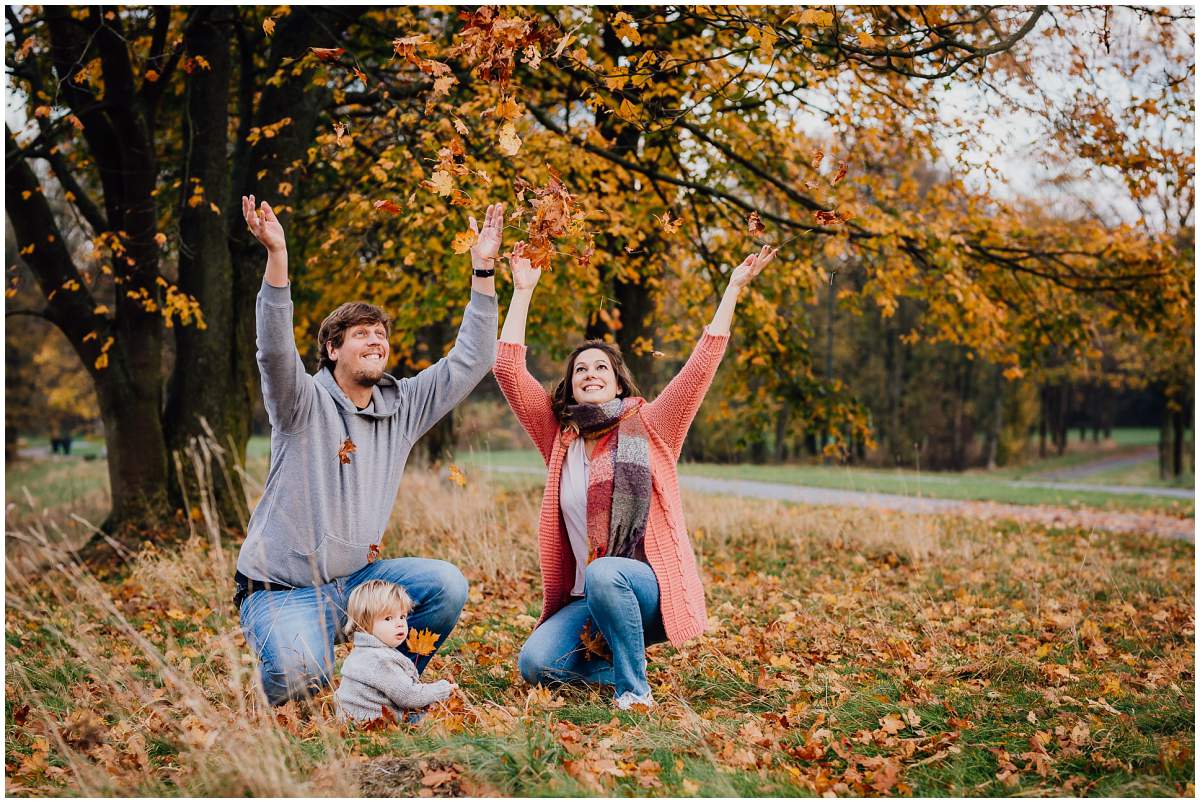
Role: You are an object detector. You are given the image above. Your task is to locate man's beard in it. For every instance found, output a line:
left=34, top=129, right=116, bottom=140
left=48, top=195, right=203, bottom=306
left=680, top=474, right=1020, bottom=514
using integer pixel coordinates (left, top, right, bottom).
left=350, top=363, right=385, bottom=387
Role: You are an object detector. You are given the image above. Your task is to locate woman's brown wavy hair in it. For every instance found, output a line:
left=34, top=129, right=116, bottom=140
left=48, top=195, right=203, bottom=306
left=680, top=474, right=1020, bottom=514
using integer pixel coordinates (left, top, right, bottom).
left=550, top=339, right=643, bottom=429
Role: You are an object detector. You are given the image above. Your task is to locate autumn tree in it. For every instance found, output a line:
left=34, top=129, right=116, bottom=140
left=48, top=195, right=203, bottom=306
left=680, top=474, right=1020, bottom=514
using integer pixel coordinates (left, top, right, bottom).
left=5, top=6, right=368, bottom=544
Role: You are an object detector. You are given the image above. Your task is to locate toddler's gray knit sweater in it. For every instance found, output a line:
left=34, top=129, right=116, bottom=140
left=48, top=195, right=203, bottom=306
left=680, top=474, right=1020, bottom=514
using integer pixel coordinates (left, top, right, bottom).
left=334, top=632, right=453, bottom=721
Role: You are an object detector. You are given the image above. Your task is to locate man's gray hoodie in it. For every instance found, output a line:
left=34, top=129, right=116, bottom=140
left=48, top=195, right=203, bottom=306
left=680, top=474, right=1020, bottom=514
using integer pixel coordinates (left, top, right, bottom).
left=334, top=631, right=453, bottom=720
left=236, top=280, right=497, bottom=588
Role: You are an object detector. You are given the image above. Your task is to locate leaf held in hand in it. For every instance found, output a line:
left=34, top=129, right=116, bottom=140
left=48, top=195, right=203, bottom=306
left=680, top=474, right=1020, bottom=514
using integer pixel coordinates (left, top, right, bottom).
left=407, top=627, right=441, bottom=656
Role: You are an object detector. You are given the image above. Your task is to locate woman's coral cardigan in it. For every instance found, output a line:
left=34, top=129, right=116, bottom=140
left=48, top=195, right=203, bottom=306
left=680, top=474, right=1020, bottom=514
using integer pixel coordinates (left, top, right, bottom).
left=492, top=328, right=729, bottom=646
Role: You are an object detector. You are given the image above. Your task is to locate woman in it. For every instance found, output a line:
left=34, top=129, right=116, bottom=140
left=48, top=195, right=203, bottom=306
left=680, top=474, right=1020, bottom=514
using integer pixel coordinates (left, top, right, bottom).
left=492, top=241, right=777, bottom=709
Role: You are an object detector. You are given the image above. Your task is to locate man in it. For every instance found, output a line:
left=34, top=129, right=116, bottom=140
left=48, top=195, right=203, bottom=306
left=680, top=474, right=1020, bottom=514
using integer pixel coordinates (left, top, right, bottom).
left=235, top=194, right=504, bottom=705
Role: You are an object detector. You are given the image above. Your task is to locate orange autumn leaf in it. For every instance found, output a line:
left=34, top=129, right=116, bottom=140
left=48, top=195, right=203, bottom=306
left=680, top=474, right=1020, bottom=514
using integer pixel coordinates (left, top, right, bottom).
left=656, top=209, right=682, bottom=235
left=832, top=159, right=849, bottom=186
left=310, top=47, right=345, bottom=63
left=406, top=627, right=440, bottom=655
left=747, top=210, right=766, bottom=236
left=373, top=199, right=403, bottom=215
left=262, top=17, right=276, bottom=37
left=337, top=437, right=356, bottom=464
left=448, top=463, right=467, bottom=486
left=810, top=148, right=825, bottom=169
left=367, top=543, right=381, bottom=562
left=451, top=231, right=476, bottom=255
left=813, top=209, right=846, bottom=226
left=579, top=619, right=610, bottom=661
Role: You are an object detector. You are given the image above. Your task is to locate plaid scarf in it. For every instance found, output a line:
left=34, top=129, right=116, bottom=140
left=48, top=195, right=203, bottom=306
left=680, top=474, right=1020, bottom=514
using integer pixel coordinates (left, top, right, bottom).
left=568, top=397, right=652, bottom=563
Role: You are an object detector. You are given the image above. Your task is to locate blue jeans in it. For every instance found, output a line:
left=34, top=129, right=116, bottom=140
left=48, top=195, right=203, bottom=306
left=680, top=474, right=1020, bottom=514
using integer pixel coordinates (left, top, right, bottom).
left=238, top=558, right=468, bottom=706
left=518, top=557, right=666, bottom=699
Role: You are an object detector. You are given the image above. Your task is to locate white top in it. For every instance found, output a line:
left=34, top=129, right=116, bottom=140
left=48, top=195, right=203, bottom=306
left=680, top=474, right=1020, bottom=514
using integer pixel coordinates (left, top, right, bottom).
left=560, top=436, right=591, bottom=596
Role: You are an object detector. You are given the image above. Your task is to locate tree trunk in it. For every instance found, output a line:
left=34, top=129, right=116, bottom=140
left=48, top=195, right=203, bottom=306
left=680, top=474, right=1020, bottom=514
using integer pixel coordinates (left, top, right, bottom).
left=983, top=365, right=1003, bottom=469
left=1038, top=386, right=1048, bottom=458
left=773, top=402, right=790, bottom=463
left=165, top=9, right=250, bottom=529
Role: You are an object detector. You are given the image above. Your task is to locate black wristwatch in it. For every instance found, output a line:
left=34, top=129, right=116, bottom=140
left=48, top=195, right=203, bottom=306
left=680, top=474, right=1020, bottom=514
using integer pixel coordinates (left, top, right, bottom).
left=472, top=266, right=495, bottom=278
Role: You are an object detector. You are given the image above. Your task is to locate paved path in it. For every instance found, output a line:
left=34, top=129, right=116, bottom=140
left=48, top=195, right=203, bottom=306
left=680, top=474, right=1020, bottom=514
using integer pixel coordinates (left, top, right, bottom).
left=482, top=465, right=1195, bottom=542
left=1033, top=447, right=1162, bottom=482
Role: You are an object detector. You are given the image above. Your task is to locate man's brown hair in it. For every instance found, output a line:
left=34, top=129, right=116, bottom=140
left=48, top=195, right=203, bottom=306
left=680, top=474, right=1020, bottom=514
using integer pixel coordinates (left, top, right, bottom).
left=317, top=302, right=391, bottom=372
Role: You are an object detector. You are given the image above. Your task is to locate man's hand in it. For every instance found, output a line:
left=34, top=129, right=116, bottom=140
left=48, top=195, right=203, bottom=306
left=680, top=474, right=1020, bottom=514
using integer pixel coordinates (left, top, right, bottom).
left=242, top=194, right=286, bottom=254
left=468, top=202, right=505, bottom=268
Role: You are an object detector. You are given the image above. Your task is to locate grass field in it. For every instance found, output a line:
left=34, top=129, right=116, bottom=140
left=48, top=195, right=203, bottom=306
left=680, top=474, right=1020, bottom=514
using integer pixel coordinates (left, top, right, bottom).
left=3, top=449, right=1194, bottom=796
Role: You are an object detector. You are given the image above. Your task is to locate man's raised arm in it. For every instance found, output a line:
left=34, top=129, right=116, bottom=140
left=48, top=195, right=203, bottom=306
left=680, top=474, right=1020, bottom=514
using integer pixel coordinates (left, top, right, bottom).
left=244, top=195, right=315, bottom=432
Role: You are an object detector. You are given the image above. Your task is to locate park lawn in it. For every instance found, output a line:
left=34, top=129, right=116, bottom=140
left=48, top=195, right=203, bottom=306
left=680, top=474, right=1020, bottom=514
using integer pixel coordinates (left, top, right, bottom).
left=1082, top=458, right=1196, bottom=490
left=4, top=461, right=1194, bottom=797
left=457, top=450, right=1194, bottom=517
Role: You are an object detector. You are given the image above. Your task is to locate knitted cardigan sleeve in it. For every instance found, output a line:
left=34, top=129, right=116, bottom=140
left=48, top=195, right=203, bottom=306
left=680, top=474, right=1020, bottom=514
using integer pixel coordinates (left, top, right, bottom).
left=493, top=341, right=560, bottom=463
left=642, top=327, right=730, bottom=458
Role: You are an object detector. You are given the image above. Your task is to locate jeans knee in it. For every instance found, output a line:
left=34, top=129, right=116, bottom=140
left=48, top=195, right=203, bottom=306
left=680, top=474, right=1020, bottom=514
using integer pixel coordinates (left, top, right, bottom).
left=258, top=647, right=334, bottom=706
left=517, top=642, right=549, bottom=686
left=584, top=558, right=627, bottom=605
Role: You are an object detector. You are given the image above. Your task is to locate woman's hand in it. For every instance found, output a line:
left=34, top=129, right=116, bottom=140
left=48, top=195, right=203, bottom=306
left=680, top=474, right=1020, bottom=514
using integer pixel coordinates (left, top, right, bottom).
left=728, top=244, right=777, bottom=292
left=469, top=202, right=506, bottom=268
left=508, top=241, right=542, bottom=292
left=242, top=195, right=286, bottom=254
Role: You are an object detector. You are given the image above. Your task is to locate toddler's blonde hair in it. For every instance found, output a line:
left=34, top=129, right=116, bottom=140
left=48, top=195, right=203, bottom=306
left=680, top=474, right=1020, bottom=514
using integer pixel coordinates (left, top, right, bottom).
left=344, top=579, right=413, bottom=636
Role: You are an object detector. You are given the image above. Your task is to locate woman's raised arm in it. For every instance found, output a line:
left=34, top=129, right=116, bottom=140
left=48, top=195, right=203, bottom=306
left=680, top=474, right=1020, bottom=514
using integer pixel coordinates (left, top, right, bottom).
left=499, top=242, right=541, bottom=344
left=642, top=245, right=777, bottom=455
left=707, top=244, right=777, bottom=335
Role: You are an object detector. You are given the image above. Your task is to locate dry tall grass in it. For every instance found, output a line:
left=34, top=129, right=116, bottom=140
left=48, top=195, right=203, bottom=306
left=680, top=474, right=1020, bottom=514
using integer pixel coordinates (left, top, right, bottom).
left=5, top=439, right=1192, bottom=796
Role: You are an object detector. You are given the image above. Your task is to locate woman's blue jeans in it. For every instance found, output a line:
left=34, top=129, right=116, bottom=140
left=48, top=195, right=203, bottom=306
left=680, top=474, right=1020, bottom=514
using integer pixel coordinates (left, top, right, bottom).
left=238, top=558, right=468, bottom=706
left=518, top=557, right=666, bottom=699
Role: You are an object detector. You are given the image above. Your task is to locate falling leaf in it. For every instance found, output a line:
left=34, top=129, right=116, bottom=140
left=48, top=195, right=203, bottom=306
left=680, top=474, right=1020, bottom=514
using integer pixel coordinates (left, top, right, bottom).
left=425, top=170, right=454, bottom=196
left=262, top=17, right=276, bottom=37
left=656, top=210, right=682, bottom=235
left=406, top=627, right=440, bottom=655
left=452, top=117, right=470, bottom=135
left=337, top=437, right=356, bottom=464
left=651, top=350, right=666, bottom=358
left=832, top=160, right=849, bottom=186
left=747, top=211, right=766, bottom=236
left=154, top=233, right=167, bottom=247
left=368, top=543, right=381, bottom=563
left=497, top=123, right=522, bottom=156
left=432, top=75, right=457, bottom=96
left=810, top=148, right=825, bottom=169
left=333, top=121, right=347, bottom=146
left=144, top=69, right=159, bottom=83
left=813, top=209, right=845, bottom=226
left=451, top=231, right=476, bottom=255
left=353, top=67, right=369, bottom=86
left=310, top=47, right=345, bottom=63
left=495, top=96, right=520, bottom=121
left=374, top=199, right=403, bottom=215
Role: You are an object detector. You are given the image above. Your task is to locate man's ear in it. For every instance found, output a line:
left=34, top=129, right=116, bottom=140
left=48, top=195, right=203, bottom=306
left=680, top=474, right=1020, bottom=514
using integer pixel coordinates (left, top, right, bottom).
left=326, top=342, right=339, bottom=362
